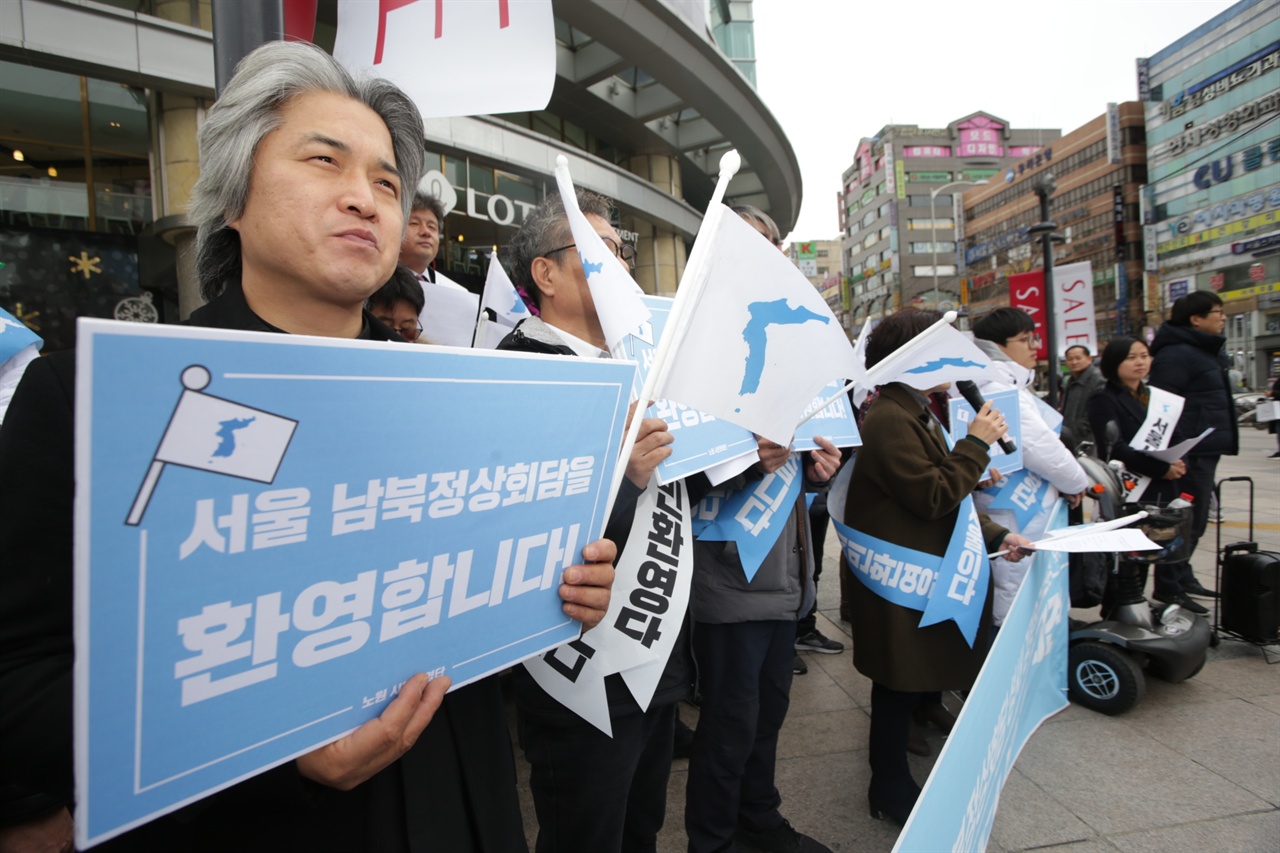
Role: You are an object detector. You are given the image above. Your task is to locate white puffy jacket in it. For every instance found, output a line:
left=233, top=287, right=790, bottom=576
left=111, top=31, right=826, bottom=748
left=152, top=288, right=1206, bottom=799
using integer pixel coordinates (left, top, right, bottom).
left=970, top=340, right=1088, bottom=625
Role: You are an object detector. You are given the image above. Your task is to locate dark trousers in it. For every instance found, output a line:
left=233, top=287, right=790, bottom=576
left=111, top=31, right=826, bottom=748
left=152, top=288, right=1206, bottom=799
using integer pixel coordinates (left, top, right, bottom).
left=1155, top=454, right=1220, bottom=596
left=868, top=683, right=924, bottom=808
left=686, top=620, right=795, bottom=853
left=798, top=496, right=828, bottom=636
left=522, top=702, right=677, bottom=853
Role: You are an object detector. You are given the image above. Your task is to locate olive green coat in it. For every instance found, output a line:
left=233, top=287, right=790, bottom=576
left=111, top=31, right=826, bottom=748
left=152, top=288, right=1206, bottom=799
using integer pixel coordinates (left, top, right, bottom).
left=842, top=383, right=1008, bottom=692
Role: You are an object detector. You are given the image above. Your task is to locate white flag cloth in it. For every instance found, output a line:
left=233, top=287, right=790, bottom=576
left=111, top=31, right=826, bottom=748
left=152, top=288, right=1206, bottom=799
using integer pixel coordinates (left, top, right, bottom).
left=858, top=320, right=993, bottom=393
left=552, top=157, right=650, bottom=352
left=655, top=206, right=859, bottom=446
left=480, top=252, right=530, bottom=328
left=333, top=0, right=555, bottom=118
left=848, top=317, right=873, bottom=408
left=419, top=283, right=480, bottom=348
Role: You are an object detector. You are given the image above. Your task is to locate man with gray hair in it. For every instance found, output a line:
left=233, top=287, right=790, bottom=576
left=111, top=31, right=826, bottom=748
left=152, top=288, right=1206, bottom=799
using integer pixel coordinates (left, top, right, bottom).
left=0, top=40, right=616, bottom=852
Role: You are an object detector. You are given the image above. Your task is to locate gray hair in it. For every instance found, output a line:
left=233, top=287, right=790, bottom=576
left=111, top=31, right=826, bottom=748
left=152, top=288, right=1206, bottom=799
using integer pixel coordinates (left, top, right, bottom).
left=508, top=189, right=613, bottom=307
left=732, top=204, right=780, bottom=245
left=190, top=41, right=425, bottom=301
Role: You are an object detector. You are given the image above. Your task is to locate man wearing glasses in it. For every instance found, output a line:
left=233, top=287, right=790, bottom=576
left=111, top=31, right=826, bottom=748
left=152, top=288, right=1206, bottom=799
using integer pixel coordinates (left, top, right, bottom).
left=368, top=265, right=426, bottom=342
left=1148, top=291, right=1238, bottom=604
left=971, top=307, right=1088, bottom=630
left=499, top=189, right=684, bottom=853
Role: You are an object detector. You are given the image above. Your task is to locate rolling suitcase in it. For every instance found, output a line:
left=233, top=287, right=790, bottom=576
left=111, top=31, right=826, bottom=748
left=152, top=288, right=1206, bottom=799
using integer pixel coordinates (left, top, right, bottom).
left=1214, top=477, right=1280, bottom=646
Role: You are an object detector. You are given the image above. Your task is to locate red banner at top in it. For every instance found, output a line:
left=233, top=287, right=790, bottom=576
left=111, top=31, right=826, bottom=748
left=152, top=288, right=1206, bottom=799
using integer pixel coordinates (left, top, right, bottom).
left=1008, top=270, right=1047, bottom=361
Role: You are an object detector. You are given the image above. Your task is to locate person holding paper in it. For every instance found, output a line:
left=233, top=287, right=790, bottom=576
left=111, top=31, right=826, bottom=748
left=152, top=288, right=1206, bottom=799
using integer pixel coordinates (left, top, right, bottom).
left=1086, top=337, right=1197, bottom=612
left=0, top=41, right=618, bottom=853
left=971, top=307, right=1089, bottom=628
left=1148, top=291, right=1237, bottom=600
left=840, top=309, right=1029, bottom=827
left=499, top=188, right=682, bottom=853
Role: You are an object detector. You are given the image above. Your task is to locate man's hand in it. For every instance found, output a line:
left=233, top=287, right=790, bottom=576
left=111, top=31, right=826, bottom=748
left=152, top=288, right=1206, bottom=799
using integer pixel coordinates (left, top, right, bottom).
left=1001, top=533, right=1035, bottom=562
left=753, top=436, right=792, bottom=475
left=1162, top=458, right=1187, bottom=480
left=626, top=413, right=673, bottom=488
left=1066, top=490, right=1085, bottom=509
left=804, top=435, right=841, bottom=482
left=296, top=671, right=450, bottom=791
left=559, top=538, right=617, bottom=629
left=977, top=466, right=1003, bottom=490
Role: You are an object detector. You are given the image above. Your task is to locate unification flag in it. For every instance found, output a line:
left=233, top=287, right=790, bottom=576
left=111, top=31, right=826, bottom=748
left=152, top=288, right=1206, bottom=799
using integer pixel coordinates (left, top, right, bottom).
left=127, top=365, right=297, bottom=526
left=0, top=307, right=42, bottom=363
left=332, top=0, right=555, bottom=118
left=475, top=252, right=528, bottom=349
left=552, top=156, right=650, bottom=353
left=858, top=319, right=993, bottom=393
left=655, top=206, right=859, bottom=446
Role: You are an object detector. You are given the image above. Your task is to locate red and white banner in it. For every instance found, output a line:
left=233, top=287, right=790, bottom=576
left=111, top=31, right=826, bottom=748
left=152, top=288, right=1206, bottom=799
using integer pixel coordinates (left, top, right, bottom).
left=1008, top=270, right=1048, bottom=361
left=1052, top=261, right=1096, bottom=358
left=333, top=0, right=555, bottom=119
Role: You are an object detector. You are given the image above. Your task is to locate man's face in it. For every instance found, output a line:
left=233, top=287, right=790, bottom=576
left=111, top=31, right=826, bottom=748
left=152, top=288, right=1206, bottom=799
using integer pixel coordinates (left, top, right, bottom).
left=542, top=213, right=631, bottom=342
left=229, top=90, right=403, bottom=313
left=1064, top=347, right=1091, bottom=377
left=400, top=207, right=440, bottom=272
left=1190, top=304, right=1227, bottom=336
left=373, top=298, right=422, bottom=342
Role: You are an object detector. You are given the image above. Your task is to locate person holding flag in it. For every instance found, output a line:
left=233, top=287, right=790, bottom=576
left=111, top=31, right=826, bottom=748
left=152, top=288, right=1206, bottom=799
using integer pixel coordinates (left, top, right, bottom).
left=683, top=206, right=842, bottom=853
left=498, top=187, right=683, bottom=853
left=836, top=309, right=1030, bottom=827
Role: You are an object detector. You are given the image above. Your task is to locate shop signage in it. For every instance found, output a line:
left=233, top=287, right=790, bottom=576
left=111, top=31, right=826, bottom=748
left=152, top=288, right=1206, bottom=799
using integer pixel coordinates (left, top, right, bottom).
left=1161, top=187, right=1280, bottom=241
left=1160, top=42, right=1280, bottom=121
left=1232, top=233, right=1280, bottom=256
left=1191, top=137, right=1280, bottom=189
left=1155, top=91, right=1280, bottom=158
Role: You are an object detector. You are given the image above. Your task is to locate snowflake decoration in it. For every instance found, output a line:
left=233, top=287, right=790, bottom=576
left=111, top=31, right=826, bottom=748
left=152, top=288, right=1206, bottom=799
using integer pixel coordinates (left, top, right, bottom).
left=69, top=251, right=103, bottom=280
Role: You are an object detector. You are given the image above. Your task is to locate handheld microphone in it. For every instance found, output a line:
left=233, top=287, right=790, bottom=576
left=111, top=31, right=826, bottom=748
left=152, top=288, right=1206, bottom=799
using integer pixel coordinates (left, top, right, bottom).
left=955, top=380, right=1017, bottom=455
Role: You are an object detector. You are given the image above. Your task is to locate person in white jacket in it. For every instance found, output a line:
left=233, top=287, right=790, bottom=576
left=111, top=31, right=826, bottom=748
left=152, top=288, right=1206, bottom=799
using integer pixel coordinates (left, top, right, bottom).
left=970, top=308, right=1088, bottom=626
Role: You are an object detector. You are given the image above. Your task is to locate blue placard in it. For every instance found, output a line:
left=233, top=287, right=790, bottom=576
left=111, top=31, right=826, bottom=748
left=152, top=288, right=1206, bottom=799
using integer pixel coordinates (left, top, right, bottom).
left=948, top=388, right=1024, bottom=475
left=623, top=296, right=758, bottom=483
left=793, top=380, right=861, bottom=451
left=74, top=320, right=633, bottom=847
left=894, top=500, right=1070, bottom=852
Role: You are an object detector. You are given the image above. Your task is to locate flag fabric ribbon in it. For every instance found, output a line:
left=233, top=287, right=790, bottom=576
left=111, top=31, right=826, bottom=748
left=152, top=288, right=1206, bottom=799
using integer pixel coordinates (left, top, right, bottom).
left=692, top=453, right=803, bottom=582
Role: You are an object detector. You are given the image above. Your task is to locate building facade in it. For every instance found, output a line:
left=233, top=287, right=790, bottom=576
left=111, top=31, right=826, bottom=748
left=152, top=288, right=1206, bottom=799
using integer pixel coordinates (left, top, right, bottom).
left=788, top=238, right=844, bottom=320
left=0, top=0, right=800, bottom=352
left=963, top=102, right=1149, bottom=341
left=837, top=113, right=1060, bottom=332
left=1141, top=0, right=1279, bottom=387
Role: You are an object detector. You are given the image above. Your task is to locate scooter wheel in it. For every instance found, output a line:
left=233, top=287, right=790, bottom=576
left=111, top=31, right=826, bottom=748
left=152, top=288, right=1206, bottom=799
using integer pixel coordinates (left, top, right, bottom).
left=1067, top=642, right=1145, bottom=715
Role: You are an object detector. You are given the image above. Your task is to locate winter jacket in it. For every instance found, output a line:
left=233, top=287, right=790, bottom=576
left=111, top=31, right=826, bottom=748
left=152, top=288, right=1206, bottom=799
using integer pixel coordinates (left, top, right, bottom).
left=1147, top=323, right=1238, bottom=457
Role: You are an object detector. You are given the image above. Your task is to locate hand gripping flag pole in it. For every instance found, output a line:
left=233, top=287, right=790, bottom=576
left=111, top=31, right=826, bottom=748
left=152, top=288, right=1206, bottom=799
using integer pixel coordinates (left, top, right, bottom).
left=601, top=150, right=742, bottom=523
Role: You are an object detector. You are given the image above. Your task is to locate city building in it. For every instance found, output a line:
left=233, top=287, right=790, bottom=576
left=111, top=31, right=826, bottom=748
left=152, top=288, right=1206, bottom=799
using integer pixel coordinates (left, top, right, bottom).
left=0, top=0, right=799, bottom=351
left=788, top=238, right=844, bottom=320
left=837, top=114, right=1059, bottom=332
left=962, top=102, right=1149, bottom=340
left=1140, top=0, right=1279, bottom=387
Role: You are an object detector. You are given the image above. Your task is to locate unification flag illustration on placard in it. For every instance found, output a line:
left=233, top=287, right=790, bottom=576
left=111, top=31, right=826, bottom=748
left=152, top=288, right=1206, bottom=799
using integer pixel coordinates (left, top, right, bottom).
left=74, top=319, right=632, bottom=849
left=653, top=206, right=859, bottom=447
left=332, top=0, right=556, bottom=119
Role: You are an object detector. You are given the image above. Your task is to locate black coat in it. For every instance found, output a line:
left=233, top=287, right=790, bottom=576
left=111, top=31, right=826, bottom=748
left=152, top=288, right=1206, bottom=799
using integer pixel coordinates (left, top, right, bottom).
left=1086, top=382, right=1179, bottom=500
left=1148, top=323, right=1238, bottom=457
left=0, top=284, right=526, bottom=852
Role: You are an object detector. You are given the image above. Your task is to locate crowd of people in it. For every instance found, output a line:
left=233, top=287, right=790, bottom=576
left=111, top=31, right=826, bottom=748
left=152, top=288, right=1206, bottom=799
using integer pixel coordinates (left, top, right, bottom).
left=0, top=39, right=1257, bottom=853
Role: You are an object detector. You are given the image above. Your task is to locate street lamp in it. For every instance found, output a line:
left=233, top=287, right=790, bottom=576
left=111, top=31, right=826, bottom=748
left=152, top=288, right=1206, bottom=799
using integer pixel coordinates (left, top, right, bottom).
left=930, top=180, right=988, bottom=305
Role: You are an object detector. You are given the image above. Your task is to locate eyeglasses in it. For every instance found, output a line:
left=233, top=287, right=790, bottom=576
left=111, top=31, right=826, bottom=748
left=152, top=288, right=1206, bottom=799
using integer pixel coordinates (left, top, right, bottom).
left=545, top=235, right=637, bottom=271
left=1009, top=333, right=1042, bottom=347
left=378, top=318, right=423, bottom=340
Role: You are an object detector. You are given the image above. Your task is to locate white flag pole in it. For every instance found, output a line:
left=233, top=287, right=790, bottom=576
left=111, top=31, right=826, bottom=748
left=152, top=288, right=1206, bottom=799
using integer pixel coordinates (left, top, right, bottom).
left=601, top=150, right=743, bottom=523
left=793, top=310, right=959, bottom=431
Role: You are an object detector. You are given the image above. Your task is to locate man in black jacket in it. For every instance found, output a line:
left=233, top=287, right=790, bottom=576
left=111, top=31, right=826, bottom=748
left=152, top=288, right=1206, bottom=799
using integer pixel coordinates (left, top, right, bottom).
left=1148, top=290, right=1238, bottom=604
left=500, top=189, right=685, bottom=853
left=0, top=41, right=616, bottom=853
